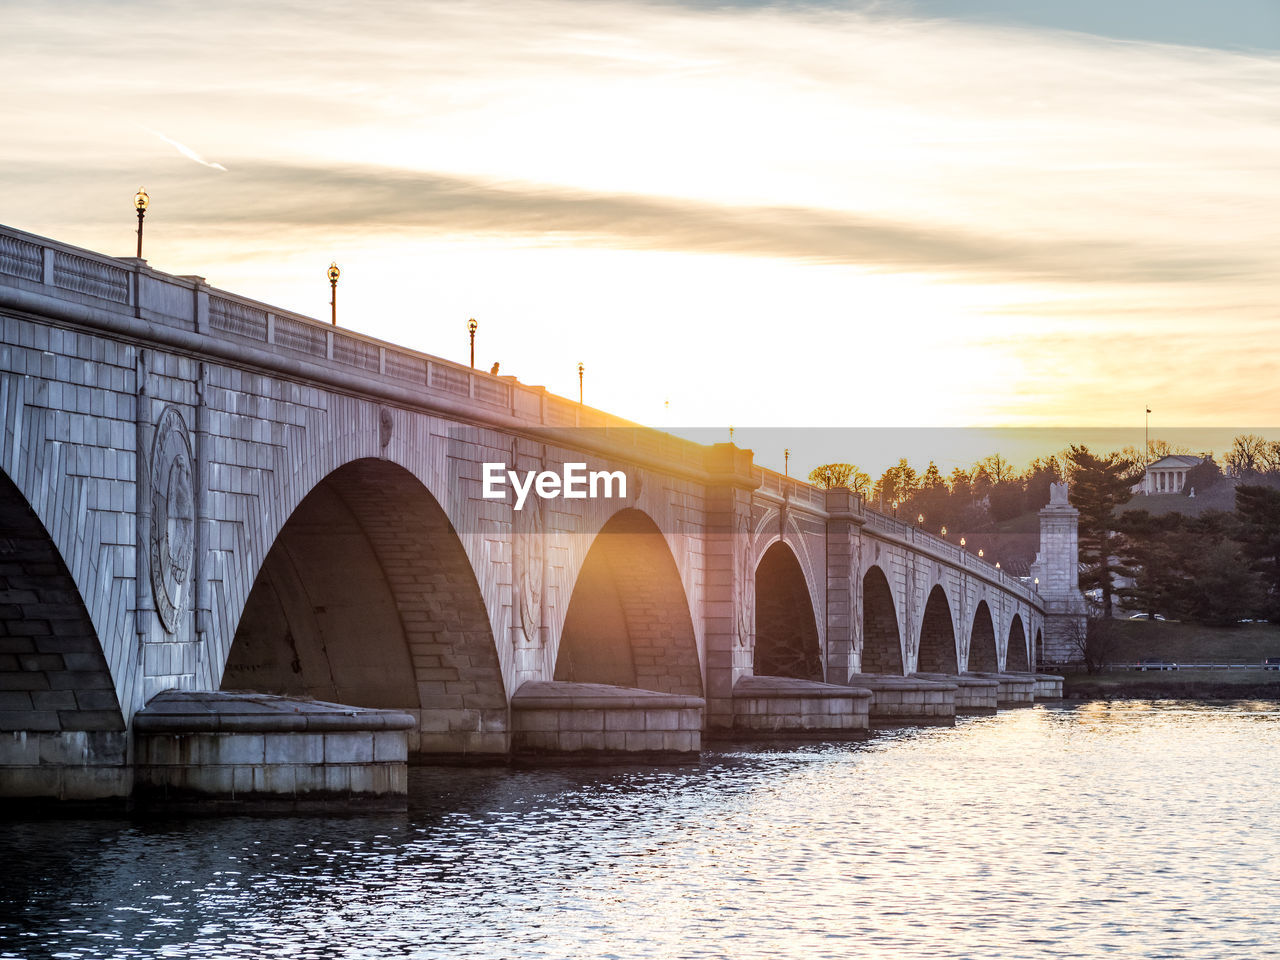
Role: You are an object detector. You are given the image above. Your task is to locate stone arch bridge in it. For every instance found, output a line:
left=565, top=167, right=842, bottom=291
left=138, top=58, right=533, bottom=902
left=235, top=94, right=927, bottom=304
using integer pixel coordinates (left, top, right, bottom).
left=0, top=225, right=1062, bottom=803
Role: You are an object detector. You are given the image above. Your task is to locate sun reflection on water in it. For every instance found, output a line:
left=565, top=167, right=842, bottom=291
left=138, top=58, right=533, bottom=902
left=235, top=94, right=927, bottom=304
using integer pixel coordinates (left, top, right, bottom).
left=2, top=703, right=1279, bottom=959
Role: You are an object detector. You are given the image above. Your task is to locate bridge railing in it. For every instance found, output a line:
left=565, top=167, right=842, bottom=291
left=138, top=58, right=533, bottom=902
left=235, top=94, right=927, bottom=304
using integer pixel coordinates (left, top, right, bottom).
left=752, top=462, right=1040, bottom=605
left=0, top=223, right=717, bottom=472
left=862, top=502, right=1040, bottom=603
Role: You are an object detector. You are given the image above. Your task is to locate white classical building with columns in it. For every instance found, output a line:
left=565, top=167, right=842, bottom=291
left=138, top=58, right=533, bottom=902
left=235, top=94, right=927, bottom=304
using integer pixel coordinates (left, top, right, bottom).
left=1136, top=454, right=1204, bottom=495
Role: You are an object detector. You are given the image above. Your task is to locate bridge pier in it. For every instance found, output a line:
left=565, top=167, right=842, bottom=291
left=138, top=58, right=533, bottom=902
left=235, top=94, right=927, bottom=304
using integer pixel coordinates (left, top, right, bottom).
left=913, top=673, right=1000, bottom=715
left=132, top=692, right=415, bottom=813
left=852, top=675, right=957, bottom=727
left=1033, top=674, right=1065, bottom=698
left=967, top=673, right=1037, bottom=707
left=508, top=682, right=703, bottom=763
left=725, top=675, right=872, bottom=739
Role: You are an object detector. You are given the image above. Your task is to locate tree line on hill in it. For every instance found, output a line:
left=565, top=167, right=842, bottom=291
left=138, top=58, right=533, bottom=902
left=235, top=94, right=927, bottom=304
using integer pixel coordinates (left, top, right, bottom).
left=809, top=434, right=1280, bottom=626
left=808, top=453, right=1066, bottom=534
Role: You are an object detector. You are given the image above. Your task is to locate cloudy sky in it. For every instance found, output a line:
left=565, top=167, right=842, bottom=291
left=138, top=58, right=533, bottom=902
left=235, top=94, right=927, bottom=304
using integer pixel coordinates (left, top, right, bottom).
left=3, top=0, right=1278, bottom=471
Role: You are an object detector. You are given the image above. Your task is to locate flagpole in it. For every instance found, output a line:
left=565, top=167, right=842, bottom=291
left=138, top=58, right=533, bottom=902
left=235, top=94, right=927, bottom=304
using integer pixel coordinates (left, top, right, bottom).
left=1145, top=405, right=1151, bottom=471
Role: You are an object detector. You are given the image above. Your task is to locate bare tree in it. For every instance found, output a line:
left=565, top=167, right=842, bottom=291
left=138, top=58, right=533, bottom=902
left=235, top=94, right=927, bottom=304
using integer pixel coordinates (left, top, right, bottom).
left=1226, top=434, right=1270, bottom=478
left=808, top=463, right=870, bottom=495
left=1066, top=609, right=1118, bottom=675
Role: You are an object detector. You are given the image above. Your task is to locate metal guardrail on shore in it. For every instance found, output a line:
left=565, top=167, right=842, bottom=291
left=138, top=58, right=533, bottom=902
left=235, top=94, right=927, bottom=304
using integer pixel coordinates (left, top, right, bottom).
left=1040, top=662, right=1280, bottom=672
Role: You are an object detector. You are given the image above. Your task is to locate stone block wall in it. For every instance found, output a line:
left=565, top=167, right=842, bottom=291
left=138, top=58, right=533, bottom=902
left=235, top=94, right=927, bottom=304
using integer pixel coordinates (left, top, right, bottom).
left=131, top=691, right=414, bottom=811
left=510, top=681, right=702, bottom=760
left=730, top=676, right=870, bottom=736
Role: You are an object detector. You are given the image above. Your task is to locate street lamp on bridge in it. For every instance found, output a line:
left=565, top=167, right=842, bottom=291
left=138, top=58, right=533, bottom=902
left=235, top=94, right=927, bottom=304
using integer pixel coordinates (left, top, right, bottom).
left=327, top=262, right=340, bottom=326
left=468, top=318, right=478, bottom=368
left=134, top=188, right=149, bottom=259
left=578, top=362, right=584, bottom=404
left=784, top=448, right=790, bottom=476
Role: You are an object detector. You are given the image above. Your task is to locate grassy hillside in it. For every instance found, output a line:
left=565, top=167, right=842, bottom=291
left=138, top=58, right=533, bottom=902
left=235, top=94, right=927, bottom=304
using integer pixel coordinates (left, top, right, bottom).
left=1118, top=485, right=1236, bottom=517
left=1062, top=621, right=1280, bottom=699
left=1106, top=619, right=1280, bottom=664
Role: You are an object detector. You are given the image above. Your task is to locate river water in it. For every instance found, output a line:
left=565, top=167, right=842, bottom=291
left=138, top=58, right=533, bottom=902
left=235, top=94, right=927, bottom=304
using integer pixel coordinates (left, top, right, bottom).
left=3, top=702, right=1279, bottom=959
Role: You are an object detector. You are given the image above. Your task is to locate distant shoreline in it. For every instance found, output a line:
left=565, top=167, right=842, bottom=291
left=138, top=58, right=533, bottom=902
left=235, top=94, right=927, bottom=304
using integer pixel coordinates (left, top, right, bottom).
left=1061, top=673, right=1280, bottom=700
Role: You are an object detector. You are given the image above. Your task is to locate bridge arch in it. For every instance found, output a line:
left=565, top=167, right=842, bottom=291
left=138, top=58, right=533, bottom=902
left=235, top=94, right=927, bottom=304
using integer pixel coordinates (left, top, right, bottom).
left=967, top=600, right=999, bottom=673
left=221, top=457, right=505, bottom=751
left=753, top=540, right=822, bottom=681
left=0, top=470, right=125, bottom=739
left=554, top=508, right=702, bottom=696
left=861, top=565, right=903, bottom=675
left=917, top=584, right=959, bottom=674
left=1007, top=614, right=1030, bottom=672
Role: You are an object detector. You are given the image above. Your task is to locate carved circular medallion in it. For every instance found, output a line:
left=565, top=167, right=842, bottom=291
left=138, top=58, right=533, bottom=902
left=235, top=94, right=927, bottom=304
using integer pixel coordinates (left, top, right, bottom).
left=514, top=497, right=545, bottom=645
left=150, top=405, right=194, bottom=633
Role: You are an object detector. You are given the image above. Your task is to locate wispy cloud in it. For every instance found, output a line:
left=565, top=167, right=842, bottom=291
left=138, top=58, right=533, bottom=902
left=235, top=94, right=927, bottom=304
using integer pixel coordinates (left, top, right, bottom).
left=3, top=0, right=1279, bottom=427
left=160, top=161, right=1267, bottom=286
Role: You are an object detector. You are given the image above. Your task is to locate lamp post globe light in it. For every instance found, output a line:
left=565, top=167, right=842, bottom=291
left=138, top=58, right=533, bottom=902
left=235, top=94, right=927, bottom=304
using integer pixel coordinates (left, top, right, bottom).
left=468, top=318, right=478, bottom=369
left=578, top=362, right=584, bottom=404
left=784, top=448, right=790, bottom=477
left=327, top=262, right=340, bottom=326
left=134, top=188, right=149, bottom=259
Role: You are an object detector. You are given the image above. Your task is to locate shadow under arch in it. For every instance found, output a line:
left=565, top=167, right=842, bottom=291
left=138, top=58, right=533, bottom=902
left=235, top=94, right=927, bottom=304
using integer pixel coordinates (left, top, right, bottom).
left=223, top=458, right=504, bottom=749
left=917, top=584, right=958, bottom=674
left=555, top=508, right=701, bottom=696
left=1008, top=615, right=1030, bottom=672
left=968, top=600, right=999, bottom=672
left=754, top=540, right=822, bottom=681
left=0, top=470, right=125, bottom=737
left=861, top=566, right=903, bottom=675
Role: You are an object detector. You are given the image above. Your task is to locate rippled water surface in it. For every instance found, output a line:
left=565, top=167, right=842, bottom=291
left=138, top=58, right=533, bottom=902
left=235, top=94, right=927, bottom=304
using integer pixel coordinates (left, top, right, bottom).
left=4, top=702, right=1280, bottom=959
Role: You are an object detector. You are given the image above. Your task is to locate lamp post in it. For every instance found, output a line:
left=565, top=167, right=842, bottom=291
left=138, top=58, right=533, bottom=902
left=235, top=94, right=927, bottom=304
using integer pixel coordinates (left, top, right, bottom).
left=134, top=188, right=149, bottom=259
left=940, top=526, right=948, bottom=538
left=578, top=362, right=584, bottom=404
left=917, top=513, right=924, bottom=527
left=468, top=318, right=477, bottom=368
left=327, top=262, right=340, bottom=326
left=784, top=448, right=790, bottom=477
left=892, top=500, right=898, bottom=518
left=729, top=425, right=734, bottom=442
left=978, top=548, right=984, bottom=559
left=960, top=537, right=966, bottom=549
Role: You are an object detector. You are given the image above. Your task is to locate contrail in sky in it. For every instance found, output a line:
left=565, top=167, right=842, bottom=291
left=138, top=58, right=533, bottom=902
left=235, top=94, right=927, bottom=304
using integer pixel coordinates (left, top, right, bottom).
left=147, top=129, right=227, bottom=171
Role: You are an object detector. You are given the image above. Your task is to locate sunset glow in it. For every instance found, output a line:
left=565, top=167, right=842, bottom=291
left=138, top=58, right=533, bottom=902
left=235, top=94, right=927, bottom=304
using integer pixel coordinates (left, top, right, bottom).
left=4, top=0, right=1278, bottom=456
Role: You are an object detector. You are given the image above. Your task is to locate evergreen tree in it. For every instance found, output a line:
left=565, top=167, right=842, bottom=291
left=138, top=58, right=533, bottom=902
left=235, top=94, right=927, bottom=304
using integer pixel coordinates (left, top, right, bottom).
left=873, top=458, right=918, bottom=509
left=1235, top=484, right=1280, bottom=619
left=1116, top=510, right=1182, bottom=618
left=1067, top=445, right=1142, bottom=617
